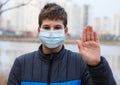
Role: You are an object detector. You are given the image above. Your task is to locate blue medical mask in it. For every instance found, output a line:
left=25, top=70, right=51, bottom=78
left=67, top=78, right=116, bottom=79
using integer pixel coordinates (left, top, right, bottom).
left=38, top=28, right=65, bottom=48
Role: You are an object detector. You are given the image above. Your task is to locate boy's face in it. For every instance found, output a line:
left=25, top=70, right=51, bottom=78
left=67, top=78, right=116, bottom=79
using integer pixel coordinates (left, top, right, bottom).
left=38, top=19, right=68, bottom=34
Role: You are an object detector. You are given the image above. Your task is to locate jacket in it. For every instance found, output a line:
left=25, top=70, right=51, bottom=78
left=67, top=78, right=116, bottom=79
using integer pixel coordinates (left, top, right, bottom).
left=7, top=45, right=116, bottom=85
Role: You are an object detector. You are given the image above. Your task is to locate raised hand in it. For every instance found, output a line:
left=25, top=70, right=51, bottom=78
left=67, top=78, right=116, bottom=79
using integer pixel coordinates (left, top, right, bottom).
left=76, top=26, right=101, bottom=66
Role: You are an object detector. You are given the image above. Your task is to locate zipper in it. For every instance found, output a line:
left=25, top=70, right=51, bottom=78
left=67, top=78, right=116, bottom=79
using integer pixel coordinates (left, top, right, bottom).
left=47, top=54, right=54, bottom=85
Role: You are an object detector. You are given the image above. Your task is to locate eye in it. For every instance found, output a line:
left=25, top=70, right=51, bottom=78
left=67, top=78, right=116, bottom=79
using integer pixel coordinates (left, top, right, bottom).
left=43, top=26, right=50, bottom=30
left=54, top=26, right=62, bottom=30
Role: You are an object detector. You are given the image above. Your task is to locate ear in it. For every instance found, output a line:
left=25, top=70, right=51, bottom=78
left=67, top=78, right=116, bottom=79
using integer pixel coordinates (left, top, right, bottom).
left=38, top=27, right=40, bottom=33
left=65, top=27, right=68, bottom=34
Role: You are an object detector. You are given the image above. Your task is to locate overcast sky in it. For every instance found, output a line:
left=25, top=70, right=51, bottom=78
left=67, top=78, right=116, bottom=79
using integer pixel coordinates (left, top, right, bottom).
left=2, top=0, right=120, bottom=18
left=72, top=0, right=120, bottom=17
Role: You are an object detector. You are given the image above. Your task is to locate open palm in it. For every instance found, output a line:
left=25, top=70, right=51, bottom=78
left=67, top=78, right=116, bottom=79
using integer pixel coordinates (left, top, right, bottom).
left=77, top=26, right=101, bottom=66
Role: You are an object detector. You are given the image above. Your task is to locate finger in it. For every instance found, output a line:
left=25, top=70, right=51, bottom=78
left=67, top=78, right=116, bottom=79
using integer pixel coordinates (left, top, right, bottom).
left=86, top=26, right=92, bottom=41
left=94, top=31, right=99, bottom=42
left=91, top=31, right=94, bottom=41
left=82, top=27, right=87, bottom=42
left=90, top=27, right=94, bottom=41
left=76, top=40, right=83, bottom=52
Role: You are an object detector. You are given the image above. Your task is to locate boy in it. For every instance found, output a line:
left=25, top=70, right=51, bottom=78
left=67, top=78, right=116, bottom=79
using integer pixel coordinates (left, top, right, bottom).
left=7, top=3, right=116, bottom=85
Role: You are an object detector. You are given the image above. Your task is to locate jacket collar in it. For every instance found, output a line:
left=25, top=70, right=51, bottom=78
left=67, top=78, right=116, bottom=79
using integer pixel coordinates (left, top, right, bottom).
left=37, top=44, right=66, bottom=62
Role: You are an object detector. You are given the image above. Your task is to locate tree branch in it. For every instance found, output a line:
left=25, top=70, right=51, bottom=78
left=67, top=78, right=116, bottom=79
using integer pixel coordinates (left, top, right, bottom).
left=2, top=0, right=10, bottom=6
left=0, top=0, right=32, bottom=14
left=0, top=4, right=25, bottom=14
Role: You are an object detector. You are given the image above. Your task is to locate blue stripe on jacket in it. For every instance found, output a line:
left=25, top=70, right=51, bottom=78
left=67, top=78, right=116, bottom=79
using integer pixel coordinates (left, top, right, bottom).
left=21, top=80, right=81, bottom=85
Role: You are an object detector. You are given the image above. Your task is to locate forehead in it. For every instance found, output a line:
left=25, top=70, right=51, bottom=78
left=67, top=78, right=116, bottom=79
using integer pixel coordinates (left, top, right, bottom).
left=42, top=19, right=64, bottom=26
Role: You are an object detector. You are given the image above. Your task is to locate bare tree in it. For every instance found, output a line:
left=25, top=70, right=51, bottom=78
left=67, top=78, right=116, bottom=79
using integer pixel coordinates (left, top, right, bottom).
left=0, top=0, right=32, bottom=28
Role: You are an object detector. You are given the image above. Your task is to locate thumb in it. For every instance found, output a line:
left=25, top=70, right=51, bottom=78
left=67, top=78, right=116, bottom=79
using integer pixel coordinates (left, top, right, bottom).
left=76, top=40, right=83, bottom=52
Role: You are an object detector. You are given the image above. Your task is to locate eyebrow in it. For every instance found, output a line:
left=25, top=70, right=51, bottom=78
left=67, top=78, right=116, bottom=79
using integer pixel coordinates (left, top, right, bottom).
left=54, top=25, right=62, bottom=27
left=42, top=25, right=62, bottom=27
left=42, top=25, right=49, bottom=27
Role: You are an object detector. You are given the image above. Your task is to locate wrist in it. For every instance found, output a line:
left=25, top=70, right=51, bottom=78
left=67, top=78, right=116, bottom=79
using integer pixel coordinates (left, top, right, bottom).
left=87, top=57, right=102, bottom=67
left=87, top=57, right=101, bottom=66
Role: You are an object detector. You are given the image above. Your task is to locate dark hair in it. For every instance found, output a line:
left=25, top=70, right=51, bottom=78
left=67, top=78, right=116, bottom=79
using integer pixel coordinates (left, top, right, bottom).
left=38, top=3, right=67, bottom=27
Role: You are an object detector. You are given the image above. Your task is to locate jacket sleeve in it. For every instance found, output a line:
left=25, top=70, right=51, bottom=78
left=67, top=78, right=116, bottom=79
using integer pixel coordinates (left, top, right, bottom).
left=82, top=56, right=117, bottom=85
left=7, top=58, right=21, bottom=85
